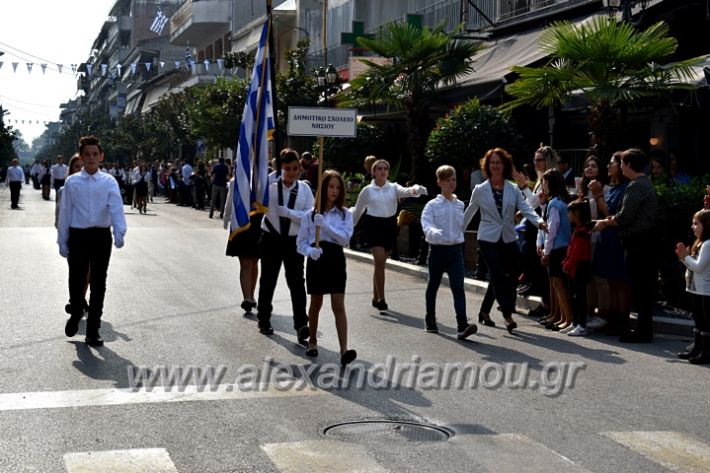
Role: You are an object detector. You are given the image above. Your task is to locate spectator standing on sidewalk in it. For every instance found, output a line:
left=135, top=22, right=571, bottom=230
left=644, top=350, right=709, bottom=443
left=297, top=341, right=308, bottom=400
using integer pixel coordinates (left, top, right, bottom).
left=675, top=209, right=710, bottom=364
left=420, top=165, right=478, bottom=340
left=50, top=155, right=68, bottom=197
left=593, top=148, right=660, bottom=343
left=209, top=158, right=229, bottom=219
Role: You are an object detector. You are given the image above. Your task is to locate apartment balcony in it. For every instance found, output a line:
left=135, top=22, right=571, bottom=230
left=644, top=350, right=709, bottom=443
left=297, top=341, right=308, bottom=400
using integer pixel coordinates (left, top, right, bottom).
left=169, top=0, right=231, bottom=46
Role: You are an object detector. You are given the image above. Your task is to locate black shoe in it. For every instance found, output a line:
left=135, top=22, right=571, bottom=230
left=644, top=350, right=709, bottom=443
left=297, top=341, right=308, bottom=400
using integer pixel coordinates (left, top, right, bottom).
left=64, top=315, right=81, bottom=337
left=85, top=331, right=104, bottom=347
left=529, top=305, right=549, bottom=319
left=297, top=326, right=310, bottom=346
left=457, top=323, right=478, bottom=340
left=619, top=330, right=653, bottom=343
left=678, top=332, right=701, bottom=360
left=374, top=299, right=388, bottom=311
left=505, top=319, right=518, bottom=334
left=371, top=299, right=378, bottom=308
left=341, top=350, right=357, bottom=367
left=209, top=211, right=214, bottom=218
left=240, top=300, right=254, bottom=313
left=425, top=316, right=439, bottom=333
left=258, top=322, right=274, bottom=335
left=306, top=347, right=319, bottom=357
left=478, top=312, right=495, bottom=327
left=219, top=213, right=224, bottom=219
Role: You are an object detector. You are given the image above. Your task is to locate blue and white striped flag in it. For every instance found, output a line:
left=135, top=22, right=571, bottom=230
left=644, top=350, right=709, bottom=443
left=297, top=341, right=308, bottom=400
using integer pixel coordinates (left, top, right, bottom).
left=150, top=9, right=169, bottom=35
left=228, top=19, right=274, bottom=238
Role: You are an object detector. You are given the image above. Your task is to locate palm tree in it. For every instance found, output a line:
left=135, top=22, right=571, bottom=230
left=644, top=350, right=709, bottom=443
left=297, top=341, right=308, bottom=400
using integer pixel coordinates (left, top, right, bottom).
left=503, top=17, right=701, bottom=158
left=342, top=21, right=484, bottom=185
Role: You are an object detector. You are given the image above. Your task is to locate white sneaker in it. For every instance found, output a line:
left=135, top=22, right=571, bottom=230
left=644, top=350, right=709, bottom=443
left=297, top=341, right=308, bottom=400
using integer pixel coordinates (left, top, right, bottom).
left=587, top=317, right=607, bottom=329
left=560, top=324, right=577, bottom=334
left=568, top=326, right=589, bottom=337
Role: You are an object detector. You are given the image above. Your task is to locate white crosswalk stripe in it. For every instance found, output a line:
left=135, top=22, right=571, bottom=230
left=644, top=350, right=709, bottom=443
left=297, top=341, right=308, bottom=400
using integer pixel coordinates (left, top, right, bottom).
left=453, top=433, right=592, bottom=473
left=602, top=431, right=710, bottom=473
left=261, top=439, right=389, bottom=473
left=64, top=448, right=178, bottom=473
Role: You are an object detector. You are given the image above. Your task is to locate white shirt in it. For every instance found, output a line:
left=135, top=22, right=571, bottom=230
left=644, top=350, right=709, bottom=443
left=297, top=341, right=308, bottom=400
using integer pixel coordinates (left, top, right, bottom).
left=683, top=241, right=710, bottom=295
left=6, top=165, right=24, bottom=183
left=261, top=180, right=315, bottom=237
left=421, top=195, right=465, bottom=245
left=51, top=163, right=68, bottom=180
left=297, top=207, right=354, bottom=256
left=31, top=164, right=42, bottom=176
left=351, top=180, right=423, bottom=224
left=182, top=164, right=193, bottom=185
left=537, top=205, right=560, bottom=256
left=57, top=169, right=127, bottom=249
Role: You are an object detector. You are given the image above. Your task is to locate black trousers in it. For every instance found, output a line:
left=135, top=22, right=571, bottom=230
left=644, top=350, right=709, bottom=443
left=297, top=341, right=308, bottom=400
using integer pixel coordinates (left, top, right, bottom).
left=622, top=233, right=657, bottom=335
left=257, top=232, right=307, bottom=330
left=690, top=293, right=710, bottom=332
left=478, top=239, right=520, bottom=318
left=9, top=181, right=21, bottom=208
left=570, top=262, right=591, bottom=327
left=68, top=227, right=112, bottom=328
left=53, top=179, right=65, bottom=191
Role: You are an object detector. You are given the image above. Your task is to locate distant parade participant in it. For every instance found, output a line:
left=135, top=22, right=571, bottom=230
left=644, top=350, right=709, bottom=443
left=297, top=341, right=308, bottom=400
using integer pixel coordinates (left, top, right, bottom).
left=57, top=136, right=126, bottom=347
left=5, top=159, right=25, bottom=209
left=350, top=158, right=427, bottom=312
left=296, top=170, right=356, bottom=366
left=30, top=161, right=42, bottom=189
left=50, top=155, right=68, bottom=196
left=39, top=159, right=52, bottom=200
left=256, top=149, right=314, bottom=343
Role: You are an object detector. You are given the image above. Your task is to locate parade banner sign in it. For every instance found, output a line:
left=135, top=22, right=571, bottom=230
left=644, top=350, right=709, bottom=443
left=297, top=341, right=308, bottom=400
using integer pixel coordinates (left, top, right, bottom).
left=287, top=107, right=357, bottom=137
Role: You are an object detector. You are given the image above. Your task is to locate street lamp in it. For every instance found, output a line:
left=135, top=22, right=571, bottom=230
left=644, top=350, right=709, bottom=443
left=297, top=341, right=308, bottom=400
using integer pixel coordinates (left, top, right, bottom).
left=602, top=0, right=649, bottom=23
left=314, top=64, right=339, bottom=103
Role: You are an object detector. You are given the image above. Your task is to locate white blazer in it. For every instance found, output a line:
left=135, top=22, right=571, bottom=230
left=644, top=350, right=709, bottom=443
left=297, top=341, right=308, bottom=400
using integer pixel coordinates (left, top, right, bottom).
left=464, top=180, right=543, bottom=243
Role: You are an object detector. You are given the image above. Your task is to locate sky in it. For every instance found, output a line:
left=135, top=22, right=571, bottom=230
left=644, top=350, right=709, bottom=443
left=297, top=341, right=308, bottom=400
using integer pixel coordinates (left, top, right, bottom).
left=0, top=0, right=116, bottom=145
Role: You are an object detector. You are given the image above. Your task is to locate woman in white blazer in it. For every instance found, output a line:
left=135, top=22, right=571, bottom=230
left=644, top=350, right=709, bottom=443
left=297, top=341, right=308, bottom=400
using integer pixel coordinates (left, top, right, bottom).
left=464, top=148, right=546, bottom=333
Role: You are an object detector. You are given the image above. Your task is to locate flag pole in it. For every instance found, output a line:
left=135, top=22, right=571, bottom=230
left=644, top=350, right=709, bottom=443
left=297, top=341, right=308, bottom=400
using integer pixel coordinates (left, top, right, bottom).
left=314, top=0, right=328, bottom=248
left=266, top=0, right=282, bottom=175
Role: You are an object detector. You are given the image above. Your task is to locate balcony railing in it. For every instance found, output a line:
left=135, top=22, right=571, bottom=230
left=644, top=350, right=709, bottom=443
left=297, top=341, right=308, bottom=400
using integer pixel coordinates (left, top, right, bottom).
left=170, top=0, right=193, bottom=33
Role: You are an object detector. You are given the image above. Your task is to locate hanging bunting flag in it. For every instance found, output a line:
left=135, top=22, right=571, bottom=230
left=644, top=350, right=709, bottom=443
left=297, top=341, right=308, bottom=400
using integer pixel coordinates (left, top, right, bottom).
left=130, top=63, right=137, bottom=75
left=190, top=60, right=196, bottom=72
left=116, top=64, right=122, bottom=75
left=12, top=62, right=19, bottom=72
left=86, top=64, right=93, bottom=76
left=217, top=58, right=224, bottom=70
left=204, top=59, right=210, bottom=72
left=70, top=64, right=77, bottom=74
left=145, top=62, right=152, bottom=71
left=0, top=62, right=4, bottom=71
left=58, top=64, right=63, bottom=74
left=21, top=120, right=24, bottom=124
left=40, top=64, right=47, bottom=74
left=26, top=63, right=34, bottom=73
left=159, top=61, right=165, bottom=70
left=101, top=64, right=108, bottom=76
left=174, top=61, right=181, bottom=69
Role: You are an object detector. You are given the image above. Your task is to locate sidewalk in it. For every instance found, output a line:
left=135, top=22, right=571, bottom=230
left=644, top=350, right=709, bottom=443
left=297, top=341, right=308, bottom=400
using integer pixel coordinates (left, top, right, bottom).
left=344, top=249, right=693, bottom=336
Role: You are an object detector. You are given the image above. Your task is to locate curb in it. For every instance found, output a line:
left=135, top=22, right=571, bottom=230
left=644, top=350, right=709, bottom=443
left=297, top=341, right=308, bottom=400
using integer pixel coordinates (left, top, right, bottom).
left=344, top=249, right=692, bottom=337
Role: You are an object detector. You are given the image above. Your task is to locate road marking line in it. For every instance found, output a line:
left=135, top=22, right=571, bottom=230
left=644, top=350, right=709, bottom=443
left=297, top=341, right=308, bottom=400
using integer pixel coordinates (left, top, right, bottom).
left=64, top=448, right=178, bottom=473
left=602, top=431, right=710, bottom=472
left=261, top=439, right=388, bottom=473
left=0, top=383, right=323, bottom=412
left=453, top=433, right=592, bottom=472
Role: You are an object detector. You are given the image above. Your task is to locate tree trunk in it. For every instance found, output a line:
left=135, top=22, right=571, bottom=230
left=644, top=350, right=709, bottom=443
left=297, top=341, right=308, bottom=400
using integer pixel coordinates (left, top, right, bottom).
left=588, top=99, right=621, bottom=161
left=404, top=98, right=433, bottom=188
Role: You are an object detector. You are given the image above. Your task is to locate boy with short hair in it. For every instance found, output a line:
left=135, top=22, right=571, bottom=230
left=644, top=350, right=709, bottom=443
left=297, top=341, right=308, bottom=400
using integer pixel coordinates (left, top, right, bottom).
left=421, top=165, right=477, bottom=340
left=57, top=136, right=126, bottom=347
left=257, top=149, right=315, bottom=343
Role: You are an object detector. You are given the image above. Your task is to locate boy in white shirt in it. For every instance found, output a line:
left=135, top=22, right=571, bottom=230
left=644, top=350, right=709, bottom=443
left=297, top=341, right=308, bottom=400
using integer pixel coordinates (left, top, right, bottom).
left=421, top=165, right=477, bottom=340
left=58, top=136, right=126, bottom=347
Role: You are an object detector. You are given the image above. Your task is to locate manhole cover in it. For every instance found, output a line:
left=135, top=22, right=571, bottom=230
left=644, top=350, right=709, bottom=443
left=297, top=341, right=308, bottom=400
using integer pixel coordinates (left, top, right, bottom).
left=323, top=420, right=452, bottom=443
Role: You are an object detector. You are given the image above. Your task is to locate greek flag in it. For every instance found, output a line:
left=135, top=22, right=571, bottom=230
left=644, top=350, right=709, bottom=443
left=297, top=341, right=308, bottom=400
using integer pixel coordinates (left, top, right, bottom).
left=150, top=9, right=169, bottom=35
left=229, top=19, right=274, bottom=238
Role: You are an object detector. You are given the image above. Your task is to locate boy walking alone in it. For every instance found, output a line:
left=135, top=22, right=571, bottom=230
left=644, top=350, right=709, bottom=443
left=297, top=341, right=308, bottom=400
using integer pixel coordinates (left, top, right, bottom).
left=421, top=165, right=477, bottom=339
left=57, top=136, right=126, bottom=346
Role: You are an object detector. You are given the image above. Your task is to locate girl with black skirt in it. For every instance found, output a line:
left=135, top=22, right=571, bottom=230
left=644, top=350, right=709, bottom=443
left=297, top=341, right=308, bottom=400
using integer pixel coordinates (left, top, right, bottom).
left=351, top=159, right=427, bottom=311
left=224, top=177, right=263, bottom=314
left=297, top=170, right=356, bottom=367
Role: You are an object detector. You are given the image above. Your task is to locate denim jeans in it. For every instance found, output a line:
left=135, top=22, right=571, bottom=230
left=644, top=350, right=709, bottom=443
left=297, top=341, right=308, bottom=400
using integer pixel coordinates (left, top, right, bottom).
left=426, top=244, right=467, bottom=329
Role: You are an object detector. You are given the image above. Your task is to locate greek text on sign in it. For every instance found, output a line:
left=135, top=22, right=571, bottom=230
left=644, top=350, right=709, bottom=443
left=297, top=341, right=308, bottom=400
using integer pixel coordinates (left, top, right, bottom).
left=287, top=107, right=358, bottom=137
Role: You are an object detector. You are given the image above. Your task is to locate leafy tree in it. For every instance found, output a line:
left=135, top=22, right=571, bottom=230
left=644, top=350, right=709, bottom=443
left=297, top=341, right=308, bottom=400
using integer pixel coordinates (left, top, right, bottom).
left=313, top=122, right=385, bottom=174
left=342, top=21, right=484, bottom=186
left=0, top=107, right=18, bottom=166
left=426, top=98, right=523, bottom=187
left=185, top=77, right=249, bottom=149
left=503, top=17, right=701, bottom=159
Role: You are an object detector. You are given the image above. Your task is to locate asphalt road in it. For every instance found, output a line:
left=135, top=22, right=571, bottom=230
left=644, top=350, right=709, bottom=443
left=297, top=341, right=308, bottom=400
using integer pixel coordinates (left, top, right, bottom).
left=0, top=183, right=708, bottom=473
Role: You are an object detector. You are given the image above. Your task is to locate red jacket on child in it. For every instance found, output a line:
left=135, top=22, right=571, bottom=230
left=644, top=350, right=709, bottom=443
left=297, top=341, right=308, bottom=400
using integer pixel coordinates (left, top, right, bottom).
left=562, top=224, right=591, bottom=279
